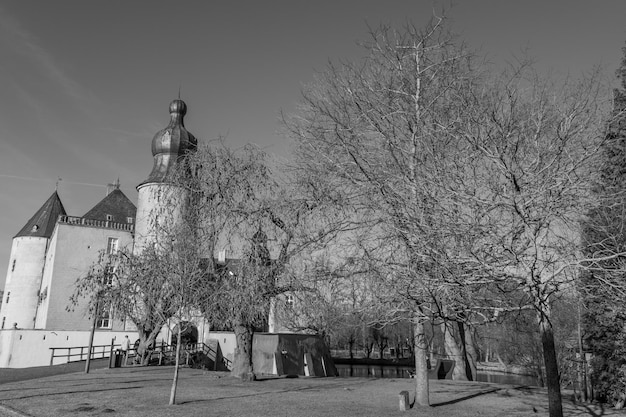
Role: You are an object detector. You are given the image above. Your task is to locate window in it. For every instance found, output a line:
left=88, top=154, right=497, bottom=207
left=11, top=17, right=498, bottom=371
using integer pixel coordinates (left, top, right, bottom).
left=106, top=237, right=119, bottom=254
left=97, top=305, right=112, bottom=329
left=11, top=259, right=15, bottom=272
left=1, top=317, right=5, bottom=329
left=285, top=294, right=294, bottom=309
left=97, top=311, right=111, bottom=328
left=103, top=266, right=115, bottom=286
left=5, top=292, right=9, bottom=304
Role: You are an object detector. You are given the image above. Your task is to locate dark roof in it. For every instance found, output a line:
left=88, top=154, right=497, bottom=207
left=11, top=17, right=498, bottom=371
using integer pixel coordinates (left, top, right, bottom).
left=15, top=191, right=66, bottom=238
left=140, top=99, right=197, bottom=186
left=82, top=188, right=137, bottom=224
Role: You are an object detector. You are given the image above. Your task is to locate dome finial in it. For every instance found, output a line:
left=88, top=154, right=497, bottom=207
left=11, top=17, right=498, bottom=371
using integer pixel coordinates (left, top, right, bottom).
left=169, top=99, right=187, bottom=117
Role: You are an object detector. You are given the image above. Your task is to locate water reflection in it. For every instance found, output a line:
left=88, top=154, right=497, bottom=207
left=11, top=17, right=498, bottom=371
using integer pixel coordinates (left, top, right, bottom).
left=335, top=364, right=539, bottom=386
left=337, top=363, right=413, bottom=379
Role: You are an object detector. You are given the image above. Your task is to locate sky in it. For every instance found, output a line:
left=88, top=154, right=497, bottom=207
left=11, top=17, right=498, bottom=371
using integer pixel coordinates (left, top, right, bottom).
left=0, top=0, right=626, bottom=288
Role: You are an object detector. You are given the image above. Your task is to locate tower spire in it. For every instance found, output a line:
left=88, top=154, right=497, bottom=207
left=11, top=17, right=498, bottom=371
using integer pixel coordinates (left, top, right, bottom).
left=139, top=99, right=197, bottom=186
left=15, top=191, right=66, bottom=238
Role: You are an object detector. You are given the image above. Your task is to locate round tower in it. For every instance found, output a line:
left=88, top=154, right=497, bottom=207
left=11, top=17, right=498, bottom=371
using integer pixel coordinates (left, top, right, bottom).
left=0, top=192, right=65, bottom=329
left=134, top=99, right=197, bottom=252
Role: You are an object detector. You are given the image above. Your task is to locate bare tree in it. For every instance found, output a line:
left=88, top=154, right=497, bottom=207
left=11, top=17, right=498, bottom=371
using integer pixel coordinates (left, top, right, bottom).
left=286, top=16, right=482, bottom=406
left=286, top=13, right=614, bottom=415
left=70, top=247, right=179, bottom=365
left=446, top=64, right=608, bottom=417
left=169, top=141, right=342, bottom=380
left=70, top=217, right=206, bottom=406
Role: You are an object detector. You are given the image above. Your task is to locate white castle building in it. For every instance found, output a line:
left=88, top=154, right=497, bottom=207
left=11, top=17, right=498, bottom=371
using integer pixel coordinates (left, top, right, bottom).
left=0, top=99, right=335, bottom=376
left=0, top=99, right=205, bottom=367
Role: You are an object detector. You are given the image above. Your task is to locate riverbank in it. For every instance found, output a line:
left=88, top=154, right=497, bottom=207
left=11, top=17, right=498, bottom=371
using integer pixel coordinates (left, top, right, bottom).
left=477, top=361, right=537, bottom=377
left=334, top=357, right=538, bottom=385
left=334, top=357, right=536, bottom=378
left=0, top=366, right=620, bottom=416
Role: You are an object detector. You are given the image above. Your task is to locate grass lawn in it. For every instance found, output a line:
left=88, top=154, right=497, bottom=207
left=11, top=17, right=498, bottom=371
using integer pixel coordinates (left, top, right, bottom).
left=0, top=366, right=622, bottom=416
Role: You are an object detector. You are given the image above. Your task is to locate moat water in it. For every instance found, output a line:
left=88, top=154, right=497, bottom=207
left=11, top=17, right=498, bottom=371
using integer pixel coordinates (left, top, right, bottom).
left=335, top=364, right=539, bottom=386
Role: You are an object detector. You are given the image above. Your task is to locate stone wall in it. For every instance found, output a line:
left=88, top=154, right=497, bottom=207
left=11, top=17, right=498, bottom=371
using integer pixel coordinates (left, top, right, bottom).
left=0, top=329, right=139, bottom=368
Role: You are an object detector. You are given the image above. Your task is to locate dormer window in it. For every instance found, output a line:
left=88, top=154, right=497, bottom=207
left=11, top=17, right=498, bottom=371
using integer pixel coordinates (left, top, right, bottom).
left=127, top=217, right=134, bottom=224
left=106, top=214, right=113, bottom=221
left=31, top=225, right=39, bottom=232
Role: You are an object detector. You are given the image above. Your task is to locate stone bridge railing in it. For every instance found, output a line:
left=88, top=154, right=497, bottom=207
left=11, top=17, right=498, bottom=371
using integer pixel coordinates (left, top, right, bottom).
left=58, top=215, right=134, bottom=232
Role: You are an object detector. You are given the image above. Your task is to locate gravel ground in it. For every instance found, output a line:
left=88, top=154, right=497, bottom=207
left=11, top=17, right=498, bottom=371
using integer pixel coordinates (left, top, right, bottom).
left=0, top=366, right=623, bottom=417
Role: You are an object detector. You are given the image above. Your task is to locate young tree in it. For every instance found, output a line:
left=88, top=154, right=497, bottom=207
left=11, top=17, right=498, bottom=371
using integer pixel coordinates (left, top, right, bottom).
left=158, top=219, right=207, bottom=405
left=70, top=246, right=179, bottom=365
left=70, top=227, right=205, bottom=405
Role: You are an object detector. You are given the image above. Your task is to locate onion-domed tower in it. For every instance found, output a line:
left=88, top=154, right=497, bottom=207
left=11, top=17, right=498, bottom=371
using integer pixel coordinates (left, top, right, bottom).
left=134, top=99, right=197, bottom=252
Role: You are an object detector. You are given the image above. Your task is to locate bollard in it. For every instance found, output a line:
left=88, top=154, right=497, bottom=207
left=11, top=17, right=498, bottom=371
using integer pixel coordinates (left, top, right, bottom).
left=399, top=390, right=410, bottom=411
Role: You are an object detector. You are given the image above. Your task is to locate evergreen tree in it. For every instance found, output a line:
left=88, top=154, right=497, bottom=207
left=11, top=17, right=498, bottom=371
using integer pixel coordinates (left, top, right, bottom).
left=580, top=42, right=626, bottom=405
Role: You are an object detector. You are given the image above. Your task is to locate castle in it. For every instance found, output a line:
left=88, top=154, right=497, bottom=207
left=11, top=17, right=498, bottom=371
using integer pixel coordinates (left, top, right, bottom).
left=0, top=99, right=335, bottom=377
left=0, top=99, right=205, bottom=367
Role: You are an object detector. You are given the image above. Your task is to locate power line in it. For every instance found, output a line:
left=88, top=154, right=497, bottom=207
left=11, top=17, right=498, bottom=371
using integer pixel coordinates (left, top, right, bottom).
left=0, top=174, right=106, bottom=188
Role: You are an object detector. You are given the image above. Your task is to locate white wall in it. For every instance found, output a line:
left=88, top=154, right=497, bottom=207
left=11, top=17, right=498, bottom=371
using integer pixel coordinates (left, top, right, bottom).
left=36, top=223, right=133, bottom=331
left=0, top=237, right=48, bottom=330
left=0, top=329, right=139, bottom=368
left=207, top=331, right=236, bottom=363
left=134, top=183, right=186, bottom=253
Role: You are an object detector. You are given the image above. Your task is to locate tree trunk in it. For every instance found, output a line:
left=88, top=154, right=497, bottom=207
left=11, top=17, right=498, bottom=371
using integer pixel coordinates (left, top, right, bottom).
left=85, top=298, right=99, bottom=374
left=378, top=339, right=387, bottom=360
left=539, top=310, right=563, bottom=417
left=233, top=323, right=255, bottom=380
left=169, top=324, right=182, bottom=405
left=414, top=319, right=430, bottom=407
left=463, top=323, right=478, bottom=381
left=137, top=328, right=159, bottom=365
left=441, top=321, right=468, bottom=381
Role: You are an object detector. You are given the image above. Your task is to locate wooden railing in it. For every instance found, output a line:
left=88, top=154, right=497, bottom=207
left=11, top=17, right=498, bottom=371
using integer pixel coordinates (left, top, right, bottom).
left=189, top=342, right=232, bottom=370
left=149, top=342, right=232, bottom=370
left=50, top=341, right=232, bottom=370
left=49, top=343, right=119, bottom=366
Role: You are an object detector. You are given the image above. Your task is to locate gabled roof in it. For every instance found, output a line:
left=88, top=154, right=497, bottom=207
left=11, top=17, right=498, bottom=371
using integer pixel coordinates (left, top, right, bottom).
left=15, top=191, right=66, bottom=238
left=82, top=188, right=137, bottom=224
